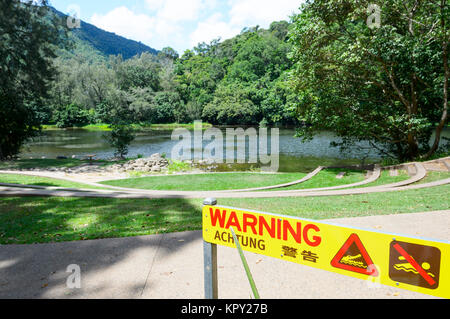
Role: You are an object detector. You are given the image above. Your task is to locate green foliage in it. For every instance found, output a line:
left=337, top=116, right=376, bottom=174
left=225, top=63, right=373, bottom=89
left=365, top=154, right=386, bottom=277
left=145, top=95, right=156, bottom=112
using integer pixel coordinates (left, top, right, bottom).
left=44, top=20, right=296, bottom=129
left=103, top=87, right=136, bottom=159
left=167, top=160, right=191, bottom=174
left=0, top=0, right=68, bottom=159
left=153, top=91, right=185, bottom=123
left=53, top=103, right=90, bottom=128
left=288, top=0, right=449, bottom=161
left=128, top=88, right=185, bottom=123
left=202, top=83, right=259, bottom=125
left=176, top=24, right=294, bottom=125
left=158, top=47, right=179, bottom=61
left=116, top=53, right=161, bottom=91
left=7, top=1, right=446, bottom=165
left=105, top=124, right=136, bottom=159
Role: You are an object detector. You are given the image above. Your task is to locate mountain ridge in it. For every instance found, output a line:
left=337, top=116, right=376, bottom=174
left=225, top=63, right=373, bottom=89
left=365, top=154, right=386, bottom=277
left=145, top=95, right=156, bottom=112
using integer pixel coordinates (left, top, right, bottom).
left=50, top=6, right=159, bottom=60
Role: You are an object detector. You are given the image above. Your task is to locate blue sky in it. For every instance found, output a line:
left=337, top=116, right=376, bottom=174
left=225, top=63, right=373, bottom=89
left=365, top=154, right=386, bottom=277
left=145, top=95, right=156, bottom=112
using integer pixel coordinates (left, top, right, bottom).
left=48, top=0, right=303, bottom=54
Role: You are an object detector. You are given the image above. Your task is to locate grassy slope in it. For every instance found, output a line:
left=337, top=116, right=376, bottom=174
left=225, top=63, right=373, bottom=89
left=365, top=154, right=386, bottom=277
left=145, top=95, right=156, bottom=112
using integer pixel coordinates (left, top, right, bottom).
left=0, top=182, right=448, bottom=244
left=267, top=168, right=365, bottom=191
left=354, top=169, right=410, bottom=188
left=415, top=171, right=450, bottom=184
left=100, top=172, right=307, bottom=191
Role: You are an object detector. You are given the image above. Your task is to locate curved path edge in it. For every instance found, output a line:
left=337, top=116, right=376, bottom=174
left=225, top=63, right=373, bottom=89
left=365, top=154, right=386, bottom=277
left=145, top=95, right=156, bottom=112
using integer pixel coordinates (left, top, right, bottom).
left=0, top=176, right=448, bottom=199
left=0, top=166, right=378, bottom=195
left=0, top=167, right=325, bottom=193
left=225, top=166, right=324, bottom=192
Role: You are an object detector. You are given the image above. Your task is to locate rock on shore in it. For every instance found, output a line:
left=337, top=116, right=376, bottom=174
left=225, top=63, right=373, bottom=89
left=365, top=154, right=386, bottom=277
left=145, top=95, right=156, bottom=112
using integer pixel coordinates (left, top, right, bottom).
left=106, top=153, right=169, bottom=173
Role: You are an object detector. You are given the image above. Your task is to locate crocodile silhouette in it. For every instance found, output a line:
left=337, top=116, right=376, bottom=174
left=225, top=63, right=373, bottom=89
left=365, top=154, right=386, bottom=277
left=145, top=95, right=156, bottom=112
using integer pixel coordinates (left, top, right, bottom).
left=340, top=254, right=367, bottom=269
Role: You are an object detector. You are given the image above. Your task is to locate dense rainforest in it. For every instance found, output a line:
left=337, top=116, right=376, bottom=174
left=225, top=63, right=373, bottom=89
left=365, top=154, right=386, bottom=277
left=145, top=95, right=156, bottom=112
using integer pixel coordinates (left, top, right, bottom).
left=45, top=20, right=296, bottom=128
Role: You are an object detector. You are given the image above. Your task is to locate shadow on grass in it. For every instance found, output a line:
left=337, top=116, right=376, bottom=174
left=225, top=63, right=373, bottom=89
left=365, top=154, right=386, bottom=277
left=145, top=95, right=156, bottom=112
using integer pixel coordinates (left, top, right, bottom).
left=0, top=196, right=204, bottom=298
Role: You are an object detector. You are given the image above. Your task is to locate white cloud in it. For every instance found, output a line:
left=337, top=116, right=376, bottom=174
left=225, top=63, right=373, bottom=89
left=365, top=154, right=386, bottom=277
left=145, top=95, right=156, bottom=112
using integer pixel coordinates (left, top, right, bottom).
left=145, top=0, right=165, bottom=11
left=146, top=0, right=205, bottom=22
left=189, top=13, right=239, bottom=47
left=90, top=7, right=156, bottom=44
left=228, top=0, right=300, bottom=27
left=142, top=0, right=212, bottom=46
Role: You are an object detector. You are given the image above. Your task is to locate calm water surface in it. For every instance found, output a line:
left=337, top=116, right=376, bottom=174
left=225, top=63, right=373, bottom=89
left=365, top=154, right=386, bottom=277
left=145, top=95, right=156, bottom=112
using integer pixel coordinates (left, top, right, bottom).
left=20, top=127, right=449, bottom=172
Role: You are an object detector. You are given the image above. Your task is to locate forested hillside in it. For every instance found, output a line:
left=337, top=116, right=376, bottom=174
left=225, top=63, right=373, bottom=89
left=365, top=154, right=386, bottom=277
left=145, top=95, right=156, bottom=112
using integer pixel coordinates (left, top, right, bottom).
left=50, top=7, right=158, bottom=61
left=46, top=21, right=297, bottom=128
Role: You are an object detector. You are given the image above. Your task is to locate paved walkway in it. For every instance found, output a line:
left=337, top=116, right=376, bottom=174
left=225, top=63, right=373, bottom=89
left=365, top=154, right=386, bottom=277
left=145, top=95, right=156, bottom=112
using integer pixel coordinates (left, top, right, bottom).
left=0, top=210, right=448, bottom=299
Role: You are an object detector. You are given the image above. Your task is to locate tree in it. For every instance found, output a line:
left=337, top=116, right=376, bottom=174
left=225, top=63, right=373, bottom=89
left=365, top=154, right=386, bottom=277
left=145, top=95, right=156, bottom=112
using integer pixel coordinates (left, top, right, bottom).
left=158, top=48, right=178, bottom=92
left=158, top=47, right=179, bottom=61
left=152, top=91, right=185, bottom=123
left=225, top=31, right=291, bottom=83
left=202, top=83, right=260, bottom=125
left=288, top=0, right=449, bottom=161
left=104, top=89, right=136, bottom=159
left=116, top=52, right=161, bottom=91
left=269, top=20, right=290, bottom=41
left=0, top=0, right=68, bottom=159
left=106, top=124, right=135, bottom=159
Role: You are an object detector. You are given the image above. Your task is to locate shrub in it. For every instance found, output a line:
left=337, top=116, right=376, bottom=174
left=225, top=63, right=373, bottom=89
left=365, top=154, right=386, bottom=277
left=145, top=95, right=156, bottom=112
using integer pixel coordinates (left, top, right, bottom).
left=105, top=124, right=135, bottom=159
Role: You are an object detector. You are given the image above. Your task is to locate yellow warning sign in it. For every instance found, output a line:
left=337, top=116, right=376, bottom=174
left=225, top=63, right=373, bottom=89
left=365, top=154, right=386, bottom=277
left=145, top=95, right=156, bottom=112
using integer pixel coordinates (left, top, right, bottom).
left=202, top=205, right=450, bottom=299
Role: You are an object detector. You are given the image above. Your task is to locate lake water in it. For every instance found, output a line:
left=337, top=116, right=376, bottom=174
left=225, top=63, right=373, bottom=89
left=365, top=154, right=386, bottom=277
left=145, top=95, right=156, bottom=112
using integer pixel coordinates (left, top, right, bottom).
left=19, top=127, right=449, bottom=172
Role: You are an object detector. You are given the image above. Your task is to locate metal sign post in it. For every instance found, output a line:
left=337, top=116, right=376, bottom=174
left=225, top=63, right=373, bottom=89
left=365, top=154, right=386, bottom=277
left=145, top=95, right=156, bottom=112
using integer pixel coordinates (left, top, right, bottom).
left=203, top=198, right=218, bottom=299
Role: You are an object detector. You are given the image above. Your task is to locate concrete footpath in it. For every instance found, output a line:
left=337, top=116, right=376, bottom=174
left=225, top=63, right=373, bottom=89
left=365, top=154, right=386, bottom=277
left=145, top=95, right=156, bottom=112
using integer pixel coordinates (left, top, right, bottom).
left=0, top=210, right=448, bottom=299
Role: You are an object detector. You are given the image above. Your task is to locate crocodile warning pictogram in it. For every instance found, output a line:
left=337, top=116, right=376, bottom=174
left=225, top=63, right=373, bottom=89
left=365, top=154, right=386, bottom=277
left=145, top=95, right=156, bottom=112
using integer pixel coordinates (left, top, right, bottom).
left=331, top=233, right=378, bottom=276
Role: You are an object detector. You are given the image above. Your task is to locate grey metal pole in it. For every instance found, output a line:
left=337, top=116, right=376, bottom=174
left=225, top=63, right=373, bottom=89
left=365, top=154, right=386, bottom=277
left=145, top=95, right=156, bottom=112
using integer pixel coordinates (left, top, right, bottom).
left=203, top=241, right=218, bottom=299
left=203, top=198, right=218, bottom=299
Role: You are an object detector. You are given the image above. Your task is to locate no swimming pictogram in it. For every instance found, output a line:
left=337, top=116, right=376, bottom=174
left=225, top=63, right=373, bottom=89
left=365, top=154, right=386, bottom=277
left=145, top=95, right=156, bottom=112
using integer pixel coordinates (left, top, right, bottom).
left=389, top=240, right=441, bottom=289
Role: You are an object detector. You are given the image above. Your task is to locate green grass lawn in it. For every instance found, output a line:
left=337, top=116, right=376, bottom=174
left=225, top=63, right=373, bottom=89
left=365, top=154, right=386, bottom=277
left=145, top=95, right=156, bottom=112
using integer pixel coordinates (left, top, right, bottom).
left=100, top=172, right=307, bottom=191
left=415, top=171, right=450, bottom=184
left=0, top=174, right=107, bottom=190
left=0, top=182, right=448, bottom=245
left=0, top=197, right=203, bottom=245
left=266, top=168, right=366, bottom=191
left=352, top=169, right=410, bottom=188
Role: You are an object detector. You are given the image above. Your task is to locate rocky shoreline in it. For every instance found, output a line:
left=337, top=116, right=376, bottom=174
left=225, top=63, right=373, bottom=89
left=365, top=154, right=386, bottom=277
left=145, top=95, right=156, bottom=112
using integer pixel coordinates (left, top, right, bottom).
left=13, top=153, right=172, bottom=175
